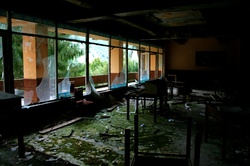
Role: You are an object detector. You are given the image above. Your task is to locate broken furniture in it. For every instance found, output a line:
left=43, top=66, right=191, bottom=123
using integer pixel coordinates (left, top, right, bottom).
left=0, top=92, right=24, bottom=158
left=73, top=87, right=95, bottom=116
left=74, top=87, right=94, bottom=105
left=74, top=87, right=84, bottom=103
left=143, top=79, right=165, bottom=113
left=124, top=79, right=165, bottom=123
left=166, top=80, right=186, bottom=102
left=124, top=88, right=144, bottom=120
left=204, top=104, right=250, bottom=160
left=125, top=114, right=202, bottom=166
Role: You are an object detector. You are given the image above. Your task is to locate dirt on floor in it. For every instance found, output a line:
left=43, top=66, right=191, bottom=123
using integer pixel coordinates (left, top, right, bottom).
left=0, top=91, right=250, bottom=166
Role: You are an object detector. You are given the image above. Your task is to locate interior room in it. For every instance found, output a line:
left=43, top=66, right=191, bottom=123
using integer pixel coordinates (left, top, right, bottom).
left=0, top=0, right=249, bottom=165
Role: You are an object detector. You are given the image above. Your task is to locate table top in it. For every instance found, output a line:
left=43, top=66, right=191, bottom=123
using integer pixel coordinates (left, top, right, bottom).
left=0, top=91, right=23, bottom=101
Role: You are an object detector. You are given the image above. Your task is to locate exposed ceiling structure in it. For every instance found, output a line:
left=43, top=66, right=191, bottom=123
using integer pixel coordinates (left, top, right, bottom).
left=2, top=0, right=248, bottom=45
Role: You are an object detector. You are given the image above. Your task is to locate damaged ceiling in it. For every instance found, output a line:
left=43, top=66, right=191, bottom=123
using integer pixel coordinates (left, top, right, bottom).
left=2, top=0, right=248, bottom=45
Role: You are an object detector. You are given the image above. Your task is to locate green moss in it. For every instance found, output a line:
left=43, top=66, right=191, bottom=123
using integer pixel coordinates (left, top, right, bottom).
left=25, top=102, right=204, bottom=165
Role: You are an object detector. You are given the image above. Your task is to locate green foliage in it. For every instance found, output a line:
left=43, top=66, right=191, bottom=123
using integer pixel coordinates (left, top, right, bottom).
left=9, top=33, right=137, bottom=80
left=12, top=34, right=23, bottom=78
left=128, top=58, right=138, bottom=72
left=49, top=39, right=85, bottom=78
left=69, top=62, right=86, bottom=77
left=89, top=58, right=108, bottom=75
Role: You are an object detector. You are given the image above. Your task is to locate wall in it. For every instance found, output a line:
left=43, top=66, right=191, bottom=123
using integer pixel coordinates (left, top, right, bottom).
left=164, top=37, right=241, bottom=91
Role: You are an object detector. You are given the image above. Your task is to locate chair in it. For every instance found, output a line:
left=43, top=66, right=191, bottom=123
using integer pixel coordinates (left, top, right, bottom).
left=74, top=87, right=84, bottom=102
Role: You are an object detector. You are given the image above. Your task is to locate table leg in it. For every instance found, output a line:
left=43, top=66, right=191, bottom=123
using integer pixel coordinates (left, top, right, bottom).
left=221, top=114, right=227, bottom=160
left=126, top=97, right=130, bottom=120
left=18, top=133, right=25, bottom=158
left=204, top=105, right=209, bottom=142
left=154, top=97, right=157, bottom=123
left=136, top=96, right=139, bottom=114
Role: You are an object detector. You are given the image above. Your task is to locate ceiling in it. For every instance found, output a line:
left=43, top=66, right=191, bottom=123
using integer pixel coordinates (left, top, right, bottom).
left=2, top=0, right=248, bottom=45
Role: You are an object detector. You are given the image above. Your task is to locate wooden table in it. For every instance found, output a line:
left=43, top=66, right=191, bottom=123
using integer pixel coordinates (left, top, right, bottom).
left=0, top=92, right=24, bottom=158
left=124, top=89, right=143, bottom=120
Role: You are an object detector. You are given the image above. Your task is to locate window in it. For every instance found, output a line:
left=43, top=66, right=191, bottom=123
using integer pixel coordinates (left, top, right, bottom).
left=11, top=14, right=57, bottom=105
left=0, top=36, right=3, bottom=92
left=0, top=10, right=163, bottom=106
left=57, top=26, right=86, bottom=98
left=11, top=14, right=55, bottom=37
left=0, top=10, right=7, bottom=30
left=150, top=46, right=158, bottom=79
left=89, top=33, right=109, bottom=90
left=57, top=40, right=85, bottom=98
left=127, top=41, right=139, bottom=83
left=140, top=44, right=150, bottom=83
left=110, top=38, right=127, bottom=89
left=158, top=48, right=163, bottom=78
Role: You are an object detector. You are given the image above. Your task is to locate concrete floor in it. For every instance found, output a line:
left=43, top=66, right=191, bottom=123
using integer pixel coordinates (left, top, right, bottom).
left=0, top=89, right=249, bottom=166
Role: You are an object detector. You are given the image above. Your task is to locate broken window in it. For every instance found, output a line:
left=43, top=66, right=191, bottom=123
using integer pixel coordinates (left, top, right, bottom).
left=140, top=52, right=150, bottom=83
left=140, top=44, right=150, bottom=83
left=0, top=36, right=3, bottom=92
left=110, top=47, right=127, bottom=89
left=158, top=49, right=163, bottom=78
left=57, top=39, right=85, bottom=98
left=150, top=46, right=158, bottom=79
left=36, top=56, right=56, bottom=102
left=11, top=15, right=56, bottom=105
left=89, top=34, right=109, bottom=90
left=127, top=42, right=139, bottom=84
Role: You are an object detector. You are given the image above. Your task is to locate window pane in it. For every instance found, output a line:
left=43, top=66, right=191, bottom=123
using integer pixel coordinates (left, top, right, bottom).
left=0, top=36, right=3, bottom=91
left=0, top=10, right=7, bottom=30
left=89, top=34, right=109, bottom=45
left=13, top=34, right=56, bottom=106
left=89, top=44, right=109, bottom=89
left=11, top=17, right=55, bottom=37
left=140, top=44, right=149, bottom=51
left=57, top=40, right=85, bottom=98
left=150, top=46, right=158, bottom=52
left=111, top=37, right=126, bottom=48
left=140, top=52, right=150, bottom=83
left=150, top=53, right=157, bottom=79
left=110, top=47, right=127, bottom=89
left=158, top=53, right=163, bottom=78
left=159, top=48, right=163, bottom=53
left=128, top=49, right=139, bottom=83
left=128, top=41, right=139, bottom=49
left=58, top=27, right=86, bottom=41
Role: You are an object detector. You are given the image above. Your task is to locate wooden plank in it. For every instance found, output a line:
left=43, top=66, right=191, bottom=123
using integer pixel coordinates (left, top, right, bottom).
left=107, top=104, right=118, bottom=112
left=39, top=117, right=83, bottom=134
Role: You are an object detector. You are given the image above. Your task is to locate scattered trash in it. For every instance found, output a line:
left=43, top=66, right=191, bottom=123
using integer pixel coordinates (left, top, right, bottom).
left=140, top=124, right=145, bottom=127
left=18, top=154, right=33, bottom=161
left=168, top=119, right=174, bottom=122
left=185, top=102, right=191, bottom=111
left=46, top=157, right=58, bottom=162
left=11, top=146, right=18, bottom=151
left=140, top=123, right=145, bottom=132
